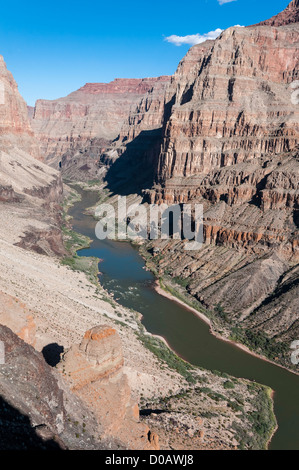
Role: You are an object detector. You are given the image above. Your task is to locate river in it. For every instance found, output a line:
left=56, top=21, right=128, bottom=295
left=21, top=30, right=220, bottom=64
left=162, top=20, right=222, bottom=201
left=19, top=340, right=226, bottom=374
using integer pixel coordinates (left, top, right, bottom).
left=69, top=188, right=299, bottom=450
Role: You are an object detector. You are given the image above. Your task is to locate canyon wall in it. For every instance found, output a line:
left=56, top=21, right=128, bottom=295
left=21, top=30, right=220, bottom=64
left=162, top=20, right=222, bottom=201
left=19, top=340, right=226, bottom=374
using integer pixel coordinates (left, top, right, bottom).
left=26, top=1, right=299, bottom=362
left=145, top=8, right=299, bottom=264
left=0, top=55, right=65, bottom=256
left=0, top=56, right=36, bottom=148
left=251, top=0, right=299, bottom=27
left=0, top=323, right=159, bottom=450
left=155, top=25, right=298, bottom=184
left=30, top=76, right=171, bottom=180
left=141, top=3, right=299, bottom=352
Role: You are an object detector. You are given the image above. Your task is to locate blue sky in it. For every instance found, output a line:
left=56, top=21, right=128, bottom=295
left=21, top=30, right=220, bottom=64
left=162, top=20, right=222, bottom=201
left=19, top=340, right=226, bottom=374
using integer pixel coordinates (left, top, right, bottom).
left=0, top=0, right=290, bottom=105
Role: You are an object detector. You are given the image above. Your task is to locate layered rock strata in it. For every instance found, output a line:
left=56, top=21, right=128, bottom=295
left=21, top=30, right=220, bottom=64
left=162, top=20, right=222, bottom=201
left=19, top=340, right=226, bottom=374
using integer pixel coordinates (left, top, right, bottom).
left=0, top=55, right=65, bottom=256
left=139, top=3, right=299, bottom=357
left=30, top=77, right=171, bottom=179
left=251, top=0, right=299, bottom=27
left=58, top=325, right=159, bottom=450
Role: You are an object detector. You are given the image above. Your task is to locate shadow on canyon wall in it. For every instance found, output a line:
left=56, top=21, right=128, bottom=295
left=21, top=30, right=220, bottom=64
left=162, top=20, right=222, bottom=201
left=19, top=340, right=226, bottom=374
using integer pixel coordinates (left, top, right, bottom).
left=105, top=95, right=176, bottom=196
left=294, top=209, right=299, bottom=228
left=0, top=397, right=62, bottom=450
left=105, top=129, right=162, bottom=196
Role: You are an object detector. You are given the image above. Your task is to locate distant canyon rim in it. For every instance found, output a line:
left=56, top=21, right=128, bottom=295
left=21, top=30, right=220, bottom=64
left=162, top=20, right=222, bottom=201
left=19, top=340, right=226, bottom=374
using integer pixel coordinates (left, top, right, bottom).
left=0, top=0, right=298, bottom=451
left=29, top=0, right=299, bottom=364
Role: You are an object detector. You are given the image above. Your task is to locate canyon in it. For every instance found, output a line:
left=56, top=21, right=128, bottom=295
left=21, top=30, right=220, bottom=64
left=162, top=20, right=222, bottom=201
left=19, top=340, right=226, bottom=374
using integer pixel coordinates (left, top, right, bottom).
left=143, top=3, right=299, bottom=359
left=29, top=0, right=299, bottom=367
left=0, top=49, right=272, bottom=451
left=30, top=76, right=170, bottom=181
left=0, top=0, right=298, bottom=451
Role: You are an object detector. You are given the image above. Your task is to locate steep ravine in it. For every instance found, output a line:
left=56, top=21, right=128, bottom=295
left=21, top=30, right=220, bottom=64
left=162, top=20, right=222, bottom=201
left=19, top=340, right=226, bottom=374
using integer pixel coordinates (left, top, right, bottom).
left=0, top=48, right=273, bottom=451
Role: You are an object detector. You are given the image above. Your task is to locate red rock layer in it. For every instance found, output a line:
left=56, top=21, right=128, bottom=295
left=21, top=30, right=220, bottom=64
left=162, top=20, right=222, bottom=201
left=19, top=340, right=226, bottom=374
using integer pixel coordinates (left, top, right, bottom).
left=0, top=56, right=40, bottom=159
left=156, top=25, right=299, bottom=184
left=30, top=76, right=170, bottom=169
left=79, top=77, right=170, bottom=95
left=251, top=0, right=299, bottom=27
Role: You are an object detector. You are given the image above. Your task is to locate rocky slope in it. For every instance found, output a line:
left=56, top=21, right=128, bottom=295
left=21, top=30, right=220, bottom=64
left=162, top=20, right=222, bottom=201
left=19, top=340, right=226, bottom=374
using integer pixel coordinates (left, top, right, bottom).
left=137, top=3, right=299, bottom=362
left=0, top=55, right=65, bottom=256
left=0, top=286, right=275, bottom=451
left=0, top=323, right=159, bottom=450
left=0, top=55, right=276, bottom=451
left=251, top=0, right=299, bottom=27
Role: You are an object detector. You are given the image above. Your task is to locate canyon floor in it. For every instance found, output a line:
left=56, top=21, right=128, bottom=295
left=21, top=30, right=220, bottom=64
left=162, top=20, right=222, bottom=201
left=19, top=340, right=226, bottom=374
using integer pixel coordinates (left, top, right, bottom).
left=1, top=0, right=298, bottom=451
left=0, top=181, right=276, bottom=450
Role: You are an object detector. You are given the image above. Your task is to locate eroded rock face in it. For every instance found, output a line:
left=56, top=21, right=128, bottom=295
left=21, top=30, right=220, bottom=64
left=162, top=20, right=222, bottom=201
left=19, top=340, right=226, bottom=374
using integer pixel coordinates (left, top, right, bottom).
left=61, top=325, right=124, bottom=389
left=0, top=56, right=40, bottom=159
left=0, top=57, right=33, bottom=137
left=244, top=264, right=299, bottom=340
left=251, top=0, right=299, bottom=27
left=0, top=324, right=65, bottom=441
left=0, top=324, right=160, bottom=450
left=156, top=25, right=298, bottom=185
left=0, top=324, right=141, bottom=450
left=0, top=56, right=65, bottom=256
left=58, top=326, right=159, bottom=450
left=138, top=5, right=299, bottom=351
left=79, top=326, right=124, bottom=372
left=30, top=77, right=171, bottom=175
left=117, top=77, right=171, bottom=144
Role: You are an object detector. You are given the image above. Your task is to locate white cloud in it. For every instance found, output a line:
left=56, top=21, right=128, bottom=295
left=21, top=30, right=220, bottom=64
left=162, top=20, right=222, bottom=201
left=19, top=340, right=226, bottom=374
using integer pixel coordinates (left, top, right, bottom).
left=165, top=28, right=223, bottom=47
left=218, top=0, right=237, bottom=5
left=165, top=25, right=244, bottom=47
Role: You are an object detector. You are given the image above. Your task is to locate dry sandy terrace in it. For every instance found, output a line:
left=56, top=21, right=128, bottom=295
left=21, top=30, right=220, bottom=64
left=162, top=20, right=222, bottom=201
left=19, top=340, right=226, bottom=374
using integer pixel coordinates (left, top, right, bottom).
left=0, top=212, right=185, bottom=400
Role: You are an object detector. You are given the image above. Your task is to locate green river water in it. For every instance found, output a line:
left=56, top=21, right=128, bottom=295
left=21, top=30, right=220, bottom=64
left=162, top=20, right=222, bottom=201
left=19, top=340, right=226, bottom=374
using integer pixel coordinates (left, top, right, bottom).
left=69, top=189, right=299, bottom=450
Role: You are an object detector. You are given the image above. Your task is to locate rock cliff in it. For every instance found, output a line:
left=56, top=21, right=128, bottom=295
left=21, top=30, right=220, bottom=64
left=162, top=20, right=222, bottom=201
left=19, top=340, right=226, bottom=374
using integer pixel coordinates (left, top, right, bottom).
left=155, top=24, right=298, bottom=185
left=58, top=326, right=159, bottom=450
left=26, top=1, right=299, bottom=362
left=0, top=56, right=37, bottom=154
left=133, top=2, right=298, bottom=360
left=30, top=77, right=170, bottom=179
left=0, top=324, right=158, bottom=450
left=0, top=55, right=65, bottom=256
left=251, top=0, right=299, bottom=27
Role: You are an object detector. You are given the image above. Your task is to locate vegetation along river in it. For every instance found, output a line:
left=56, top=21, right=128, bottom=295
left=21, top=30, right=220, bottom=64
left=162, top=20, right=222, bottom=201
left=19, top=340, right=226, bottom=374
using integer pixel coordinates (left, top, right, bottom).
left=69, top=188, right=299, bottom=450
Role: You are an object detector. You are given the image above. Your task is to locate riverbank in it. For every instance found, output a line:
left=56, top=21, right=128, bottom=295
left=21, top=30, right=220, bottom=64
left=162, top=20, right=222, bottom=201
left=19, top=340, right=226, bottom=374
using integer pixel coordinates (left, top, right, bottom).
left=154, top=278, right=299, bottom=380
left=153, top=278, right=280, bottom=449
left=138, top=291, right=277, bottom=449
left=65, top=184, right=279, bottom=450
